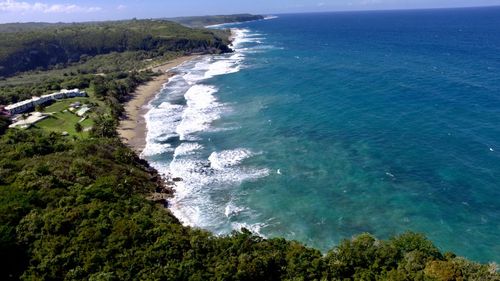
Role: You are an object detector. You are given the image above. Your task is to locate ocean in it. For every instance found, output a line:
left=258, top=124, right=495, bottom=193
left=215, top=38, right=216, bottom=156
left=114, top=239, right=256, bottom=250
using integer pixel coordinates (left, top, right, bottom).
left=143, top=7, right=500, bottom=263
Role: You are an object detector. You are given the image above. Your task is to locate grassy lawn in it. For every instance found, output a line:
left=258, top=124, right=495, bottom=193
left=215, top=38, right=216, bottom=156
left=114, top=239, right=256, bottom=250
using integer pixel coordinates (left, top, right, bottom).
left=43, top=97, right=91, bottom=112
left=33, top=98, right=94, bottom=137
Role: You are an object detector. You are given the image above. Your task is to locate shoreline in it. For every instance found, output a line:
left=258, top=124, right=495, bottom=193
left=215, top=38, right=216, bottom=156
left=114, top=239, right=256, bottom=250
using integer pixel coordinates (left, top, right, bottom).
left=117, top=55, right=197, bottom=154
left=121, top=28, right=240, bottom=223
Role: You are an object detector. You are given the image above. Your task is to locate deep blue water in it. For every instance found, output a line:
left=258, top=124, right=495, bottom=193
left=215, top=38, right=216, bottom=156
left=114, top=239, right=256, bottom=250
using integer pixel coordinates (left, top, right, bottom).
left=144, top=7, right=500, bottom=263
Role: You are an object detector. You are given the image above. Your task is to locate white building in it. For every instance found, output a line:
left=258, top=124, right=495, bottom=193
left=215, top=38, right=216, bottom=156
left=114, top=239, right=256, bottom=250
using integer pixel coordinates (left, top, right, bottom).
left=9, top=112, right=48, bottom=129
left=76, top=105, right=91, bottom=117
left=5, top=99, right=37, bottom=115
left=4, top=89, right=87, bottom=115
left=38, top=94, right=54, bottom=104
left=47, top=92, right=65, bottom=100
left=61, top=89, right=87, bottom=98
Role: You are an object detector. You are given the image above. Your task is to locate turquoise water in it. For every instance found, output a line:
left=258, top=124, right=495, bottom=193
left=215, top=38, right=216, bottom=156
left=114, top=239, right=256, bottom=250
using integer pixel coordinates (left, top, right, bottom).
left=144, top=8, right=500, bottom=263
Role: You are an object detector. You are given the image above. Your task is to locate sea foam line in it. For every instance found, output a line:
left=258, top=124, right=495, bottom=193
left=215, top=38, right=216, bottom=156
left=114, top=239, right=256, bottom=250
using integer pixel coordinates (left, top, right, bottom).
left=144, top=26, right=270, bottom=236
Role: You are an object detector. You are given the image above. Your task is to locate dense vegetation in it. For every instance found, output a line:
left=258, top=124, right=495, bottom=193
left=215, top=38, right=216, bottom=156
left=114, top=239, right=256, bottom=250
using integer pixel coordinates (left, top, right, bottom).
left=0, top=19, right=231, bottom=77
left=0, top=115, right=10, bottom=134
left=170, top=14, right=265, bottom=27
left=0, top=22, right=75, bottom=33
left=0, top=16, right=498, bottom=280
left=0, top=67, right=155, bottom=117
left=0, top=129, right=498, bottom=280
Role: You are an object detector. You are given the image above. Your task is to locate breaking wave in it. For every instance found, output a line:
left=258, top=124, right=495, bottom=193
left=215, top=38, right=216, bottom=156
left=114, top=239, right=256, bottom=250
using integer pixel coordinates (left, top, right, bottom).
left=143, top=27, right=272, bottom=235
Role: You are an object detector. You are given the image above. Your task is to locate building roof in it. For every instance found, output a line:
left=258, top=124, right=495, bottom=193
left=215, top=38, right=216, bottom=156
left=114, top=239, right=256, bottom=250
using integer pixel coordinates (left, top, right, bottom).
left=5, top=99, right=33, bottom=110
left=5, top=89, right=85, bottom=111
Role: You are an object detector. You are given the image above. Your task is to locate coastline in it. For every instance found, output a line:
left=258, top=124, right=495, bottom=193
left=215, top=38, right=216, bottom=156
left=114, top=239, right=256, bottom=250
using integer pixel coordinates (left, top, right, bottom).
left=118, top=28, right=239, bottom=210
left=117, top=55, right=197, bottom=154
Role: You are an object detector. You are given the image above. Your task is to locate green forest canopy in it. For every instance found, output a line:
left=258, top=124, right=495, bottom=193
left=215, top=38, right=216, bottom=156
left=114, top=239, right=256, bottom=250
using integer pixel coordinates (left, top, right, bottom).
left=0, top=19, right=231, bottom=77
left=0, top=128, right=498, bottom=280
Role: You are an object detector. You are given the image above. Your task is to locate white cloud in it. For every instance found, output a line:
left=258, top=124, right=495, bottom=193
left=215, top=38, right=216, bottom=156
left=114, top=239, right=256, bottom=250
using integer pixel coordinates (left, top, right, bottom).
left=359, top=0, right=382, bottom=5
left=0, top=0, right=101, bottom=13
left=116, top=4, right=126, bottom=11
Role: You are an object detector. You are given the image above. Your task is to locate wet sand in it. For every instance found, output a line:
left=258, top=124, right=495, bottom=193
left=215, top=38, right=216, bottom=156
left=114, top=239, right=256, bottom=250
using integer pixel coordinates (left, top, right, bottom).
left=118, top=56, right=197, bottom=154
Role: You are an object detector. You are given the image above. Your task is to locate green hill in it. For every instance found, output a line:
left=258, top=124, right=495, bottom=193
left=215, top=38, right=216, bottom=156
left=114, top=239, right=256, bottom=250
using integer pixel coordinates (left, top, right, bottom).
left=170, top=14, right=265, bottom=27
left=0, top=19, right=231, bottom=78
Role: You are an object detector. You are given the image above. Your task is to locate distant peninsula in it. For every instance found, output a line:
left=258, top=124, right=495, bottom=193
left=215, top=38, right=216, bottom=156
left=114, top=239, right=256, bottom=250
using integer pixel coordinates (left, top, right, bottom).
left=169, top=13, right=266, bottom=27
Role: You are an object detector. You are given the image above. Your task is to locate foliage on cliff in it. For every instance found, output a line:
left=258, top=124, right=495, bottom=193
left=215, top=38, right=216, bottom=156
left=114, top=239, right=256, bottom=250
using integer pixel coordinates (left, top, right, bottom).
left=0, top=129, right=498, bottom=280
left=0, top=19, right=231, bottom=77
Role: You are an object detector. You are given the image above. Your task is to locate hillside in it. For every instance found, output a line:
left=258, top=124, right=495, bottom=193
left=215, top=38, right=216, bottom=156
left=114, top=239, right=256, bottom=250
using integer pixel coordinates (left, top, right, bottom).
left=0, top=22, right=74, bottom=33
left=169, top=13, right=265, bottom=27
left=0, top=19, right=231, bottom=78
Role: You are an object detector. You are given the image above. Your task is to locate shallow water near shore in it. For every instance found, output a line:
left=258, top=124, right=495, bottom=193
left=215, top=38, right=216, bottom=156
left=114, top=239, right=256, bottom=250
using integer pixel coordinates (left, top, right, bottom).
left=144, top=8, right=500, bottom=263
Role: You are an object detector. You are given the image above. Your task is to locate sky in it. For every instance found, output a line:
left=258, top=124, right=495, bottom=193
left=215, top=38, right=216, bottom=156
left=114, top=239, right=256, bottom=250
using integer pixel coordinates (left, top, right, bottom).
left=1, top=0, right=500, bottom=23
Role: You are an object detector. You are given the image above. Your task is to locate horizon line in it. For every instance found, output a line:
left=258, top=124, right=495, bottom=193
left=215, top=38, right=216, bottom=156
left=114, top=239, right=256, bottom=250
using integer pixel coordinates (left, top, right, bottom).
left=271, top=4, right=500, bottom=16
left=0, top=4, right=499, bottom=25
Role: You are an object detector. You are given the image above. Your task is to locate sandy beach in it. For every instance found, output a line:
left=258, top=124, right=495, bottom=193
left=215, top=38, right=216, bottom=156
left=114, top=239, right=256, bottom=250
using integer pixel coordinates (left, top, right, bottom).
left=118, top=55, right=196, bottom=154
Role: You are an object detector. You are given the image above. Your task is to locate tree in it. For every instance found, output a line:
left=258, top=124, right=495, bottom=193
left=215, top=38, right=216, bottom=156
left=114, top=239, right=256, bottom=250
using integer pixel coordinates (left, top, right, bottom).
left=35, top=104, right=45, bottom=112
left=90, top=115, right=117, bottom=138
left=0, top=115, right=10, bottom=135
left=91, top=76, right=108, bottom=98
left=74, top=122, right=82, bottom=133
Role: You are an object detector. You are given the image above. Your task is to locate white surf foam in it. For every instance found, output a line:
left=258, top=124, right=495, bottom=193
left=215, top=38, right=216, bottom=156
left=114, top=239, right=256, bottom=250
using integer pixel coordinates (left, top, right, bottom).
left=182, top=53, right=243, bottom=83
left=204, top=58, right=241, bottom=78
left=231, top=222, right=267, bottom=237
left=231, top=28, right=254, bottom=49
left=225, top=201, right=248, bottom=218
left=176, top=84, right=223, bottom=141
left=142, top=101, right=184, bottom=157
left=141, top=142, right=174, bottom=157
left=167, top=147, right=270, bottom=230
left=142, top=25, right=271, bottom=236
left=208, top=148, right=254, bottom=170
left=231, top=28, right=280, bottom=56
left=173, top=142, right=203, bottom=158
left=182, top=58, right=212, bottom=83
